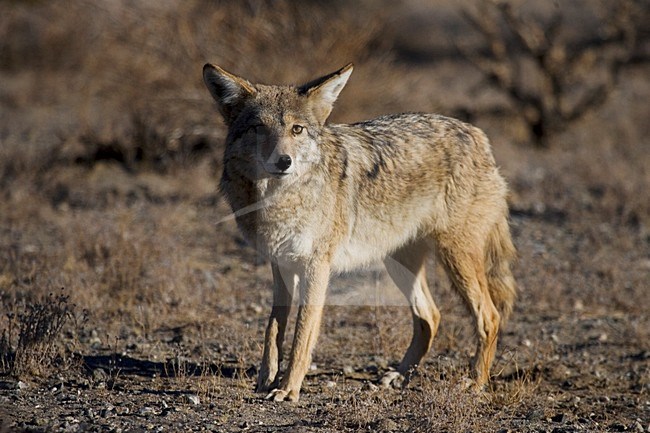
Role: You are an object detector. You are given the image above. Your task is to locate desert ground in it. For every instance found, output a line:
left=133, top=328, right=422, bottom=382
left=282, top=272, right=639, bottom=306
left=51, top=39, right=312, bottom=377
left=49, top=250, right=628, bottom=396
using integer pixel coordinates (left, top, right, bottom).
left=1, top=1, right=648, bottom=432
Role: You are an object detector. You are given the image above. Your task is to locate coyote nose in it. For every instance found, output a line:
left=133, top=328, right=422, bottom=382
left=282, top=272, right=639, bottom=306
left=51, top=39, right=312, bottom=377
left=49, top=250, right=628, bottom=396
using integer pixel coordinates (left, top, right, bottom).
left=275, top=155, right=292, bottom=172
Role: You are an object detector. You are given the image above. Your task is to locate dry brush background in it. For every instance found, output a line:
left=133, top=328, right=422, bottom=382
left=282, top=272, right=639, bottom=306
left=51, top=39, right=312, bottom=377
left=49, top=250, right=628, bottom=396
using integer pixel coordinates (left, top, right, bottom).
left=0, top=0, right=649, bottom=432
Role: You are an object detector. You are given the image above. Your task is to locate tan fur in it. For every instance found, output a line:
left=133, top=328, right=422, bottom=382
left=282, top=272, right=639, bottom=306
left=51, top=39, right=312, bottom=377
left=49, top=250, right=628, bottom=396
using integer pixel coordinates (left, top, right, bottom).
left=203, top=63, right=517, bottom=401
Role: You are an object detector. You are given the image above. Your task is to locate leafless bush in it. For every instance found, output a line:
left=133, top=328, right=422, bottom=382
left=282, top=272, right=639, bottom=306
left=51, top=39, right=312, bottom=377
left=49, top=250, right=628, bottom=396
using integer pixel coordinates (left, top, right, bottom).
left=330, top=386, right=397, bottom=430
left=458, top=0, right=647, bottom=146
left=410, top=371, right=496, bottom=432
left=1, top=291, right=76, bottom=377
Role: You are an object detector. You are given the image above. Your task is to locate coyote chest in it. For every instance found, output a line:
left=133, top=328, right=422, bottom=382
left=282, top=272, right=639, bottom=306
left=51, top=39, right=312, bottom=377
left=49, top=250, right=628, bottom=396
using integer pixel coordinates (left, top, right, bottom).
left=230, top=177, right=327, bottom=261
left=234, top=178, right=436, bottom=271
left=231, top=176, right=421, bottom=268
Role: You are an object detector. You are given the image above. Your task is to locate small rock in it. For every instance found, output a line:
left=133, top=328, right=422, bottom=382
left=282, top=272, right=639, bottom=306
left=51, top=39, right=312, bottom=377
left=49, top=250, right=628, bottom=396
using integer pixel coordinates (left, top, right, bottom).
left=116, top=406, right=130, bottom=415
left=16, top=381, right=28, bottom=390
left=92, top=369, right=107, bottom=381
left=598, top=333, right=608, bottom=342
left=160, top=407, right=174, bottom=417
left=186, top=394, right=200, bottom=405
left=99, top=405, right=115, bottom=417
left=609, top=423, right=626, bottom=432
left=551, top=413, right=565, bottom=423
left=249, top=303, right=263, bottom=314
left=309, top=363, right=317, bottom=371
left=34, top=417, right=49, bottom=426
left=342, top=365, right=354, bottom=375
left=526, top=409, right=544, bottom=421
left=378, top=418, right=398, bottom=431
left=362, top=382, right=379, bottom=392
left=522, top=339, right=532, bottom=348
left=89, top=329, right=101, bottom=346
left=139, top=406, right=155, bottom=416
left=324, top=380, right=336, bottom=388
left=633, top=421, right=643, bottom=432
left=372, top=356, right=388, bottom=369
left=62, top=421, right=78, bottom=432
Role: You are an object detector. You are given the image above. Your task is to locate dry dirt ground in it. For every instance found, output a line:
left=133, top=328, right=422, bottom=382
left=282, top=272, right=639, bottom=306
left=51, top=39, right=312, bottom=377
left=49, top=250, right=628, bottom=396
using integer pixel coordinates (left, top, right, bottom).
left=1, top=1, right=649, bottom=432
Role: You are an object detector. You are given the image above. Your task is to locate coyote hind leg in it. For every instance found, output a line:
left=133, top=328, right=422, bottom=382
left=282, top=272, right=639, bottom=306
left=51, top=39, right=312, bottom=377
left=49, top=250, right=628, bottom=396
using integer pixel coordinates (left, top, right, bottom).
left=437, top=235, right=500, bottom=388
left=381, top=239, right=441, bottom=387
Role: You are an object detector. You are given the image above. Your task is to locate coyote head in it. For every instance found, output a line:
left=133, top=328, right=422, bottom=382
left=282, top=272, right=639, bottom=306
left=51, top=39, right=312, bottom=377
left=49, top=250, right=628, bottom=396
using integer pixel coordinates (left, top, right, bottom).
left=203, top=63, right=352, bottom=181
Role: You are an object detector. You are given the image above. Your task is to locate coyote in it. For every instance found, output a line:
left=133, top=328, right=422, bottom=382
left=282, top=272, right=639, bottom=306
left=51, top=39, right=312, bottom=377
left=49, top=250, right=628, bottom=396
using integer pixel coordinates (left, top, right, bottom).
left=203, top=63, right=516, bottom=401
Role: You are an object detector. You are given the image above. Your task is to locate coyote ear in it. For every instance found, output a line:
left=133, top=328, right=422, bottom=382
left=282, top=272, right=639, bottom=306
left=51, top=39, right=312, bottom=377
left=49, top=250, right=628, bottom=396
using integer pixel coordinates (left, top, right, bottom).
left=203, top=64, right=256, bottom=123
left=299, top=63, right=353, bottom=124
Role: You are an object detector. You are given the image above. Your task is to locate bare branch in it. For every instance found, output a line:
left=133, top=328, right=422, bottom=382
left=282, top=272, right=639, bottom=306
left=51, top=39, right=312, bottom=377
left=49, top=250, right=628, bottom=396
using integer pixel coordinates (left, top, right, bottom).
left=458, top=0, right=647, bottom=146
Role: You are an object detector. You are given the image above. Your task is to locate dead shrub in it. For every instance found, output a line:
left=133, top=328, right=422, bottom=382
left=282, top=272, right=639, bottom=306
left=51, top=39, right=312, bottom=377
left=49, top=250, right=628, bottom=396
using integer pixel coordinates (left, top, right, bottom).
left=458, top=0, right=647, bottom=146
left=331, top=386, right=398, bottom=431
left=408, top=370, right=497, bottom=432
left=0, top=291, right=77, bottom=377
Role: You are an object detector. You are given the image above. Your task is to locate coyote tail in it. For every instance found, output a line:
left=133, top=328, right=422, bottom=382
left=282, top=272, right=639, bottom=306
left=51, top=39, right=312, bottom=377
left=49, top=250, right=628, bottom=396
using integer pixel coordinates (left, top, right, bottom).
left=485, top=215, right=517, bottom=323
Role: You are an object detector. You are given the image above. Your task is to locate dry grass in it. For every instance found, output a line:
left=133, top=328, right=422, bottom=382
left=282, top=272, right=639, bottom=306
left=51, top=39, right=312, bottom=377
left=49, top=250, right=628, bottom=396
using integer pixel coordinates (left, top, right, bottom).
left=0, top=290, right=81, bottom=377
left=325, top=365, right=544, bottom=432
left=0, top=0, right=408, bottom=173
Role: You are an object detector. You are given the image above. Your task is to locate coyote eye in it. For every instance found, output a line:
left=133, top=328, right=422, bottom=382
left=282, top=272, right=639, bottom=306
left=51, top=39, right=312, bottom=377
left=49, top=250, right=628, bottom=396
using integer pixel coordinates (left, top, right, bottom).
left=291, top=125, right=304, bottom=135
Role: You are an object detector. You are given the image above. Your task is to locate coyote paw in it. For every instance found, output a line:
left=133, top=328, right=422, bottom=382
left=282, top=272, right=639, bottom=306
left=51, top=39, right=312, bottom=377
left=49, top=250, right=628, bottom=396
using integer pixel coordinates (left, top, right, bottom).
left=456, top=377, right=487, bottom=394
left=256, top=362, right=279, bottom=394
left=256, top=379, right=273, bottom=394
left=265, top=387, right=299, bottom=402
left=459, top=377, right=476, bottom=391
left=380, top=370, right=406, bottom=389
left=256, top=374, right=277, bottom=394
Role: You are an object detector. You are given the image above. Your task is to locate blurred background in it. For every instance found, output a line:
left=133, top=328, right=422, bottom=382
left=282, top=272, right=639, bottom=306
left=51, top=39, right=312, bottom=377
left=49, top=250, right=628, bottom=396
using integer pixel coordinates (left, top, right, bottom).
left=1, top=0, right=649, bottom=430
left=1, top=0, right=648, bottom=216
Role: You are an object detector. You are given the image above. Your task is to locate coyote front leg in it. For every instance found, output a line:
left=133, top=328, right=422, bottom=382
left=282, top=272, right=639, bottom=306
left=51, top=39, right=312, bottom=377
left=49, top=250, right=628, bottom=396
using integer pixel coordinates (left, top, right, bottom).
left=266, top=260, right=330, bottom=402
left=257, top=263, right=295, bottom=393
